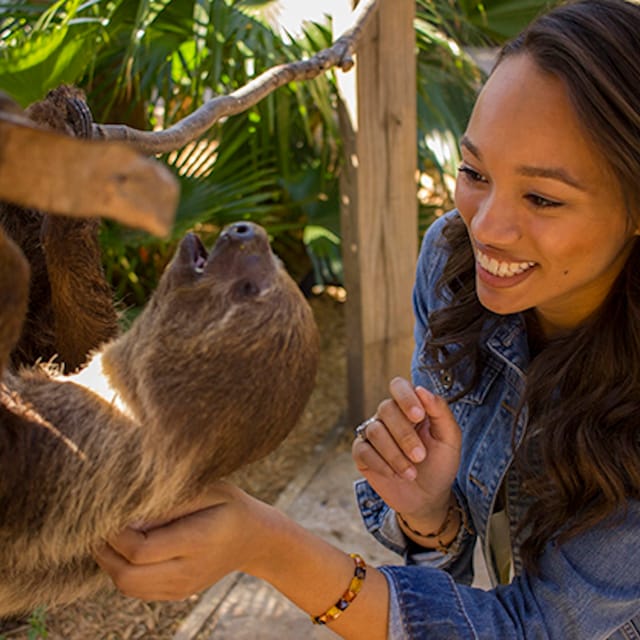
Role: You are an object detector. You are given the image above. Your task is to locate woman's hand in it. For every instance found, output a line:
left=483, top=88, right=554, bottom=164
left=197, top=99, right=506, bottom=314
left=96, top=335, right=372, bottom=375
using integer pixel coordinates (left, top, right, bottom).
left=94, top=482, right=268, bottom=601
left=96, top=483, right=392, bottom=640
left=352, top=378, right=461, bottom=523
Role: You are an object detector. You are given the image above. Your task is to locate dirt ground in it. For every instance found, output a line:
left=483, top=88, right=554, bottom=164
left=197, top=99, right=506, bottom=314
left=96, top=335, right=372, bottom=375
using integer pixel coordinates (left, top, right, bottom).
left=0, top=291, right=348, bottom=640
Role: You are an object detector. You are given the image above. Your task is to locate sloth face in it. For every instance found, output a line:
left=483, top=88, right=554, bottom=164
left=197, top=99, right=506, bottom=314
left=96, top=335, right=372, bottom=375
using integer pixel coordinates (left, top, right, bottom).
left=119, top=221, right=319, bottom=483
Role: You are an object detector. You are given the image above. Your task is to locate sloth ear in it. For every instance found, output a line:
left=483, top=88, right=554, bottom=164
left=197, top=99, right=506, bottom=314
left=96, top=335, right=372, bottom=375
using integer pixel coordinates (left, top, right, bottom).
left=0, top=227, right=30, bottom=375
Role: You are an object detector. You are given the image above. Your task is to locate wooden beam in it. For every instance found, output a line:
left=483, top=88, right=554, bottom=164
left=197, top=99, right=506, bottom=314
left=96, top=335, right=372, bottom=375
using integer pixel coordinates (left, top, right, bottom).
left=0, top=112, right=178, bottom=236
left=339, top=0, right=418, bottom=424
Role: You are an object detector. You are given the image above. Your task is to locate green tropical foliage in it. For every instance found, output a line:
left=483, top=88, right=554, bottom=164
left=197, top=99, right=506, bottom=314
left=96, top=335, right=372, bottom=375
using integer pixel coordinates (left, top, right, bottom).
left=0, top=0, right=106, bottom=105
left=0, top=0, right=549, bottom=307
left=461, top=0, right=553, bottom=39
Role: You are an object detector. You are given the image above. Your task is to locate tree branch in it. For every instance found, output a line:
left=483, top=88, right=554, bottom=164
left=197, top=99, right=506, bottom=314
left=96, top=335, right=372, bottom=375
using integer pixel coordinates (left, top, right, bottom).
left=92, top=0, right=379, bottom=156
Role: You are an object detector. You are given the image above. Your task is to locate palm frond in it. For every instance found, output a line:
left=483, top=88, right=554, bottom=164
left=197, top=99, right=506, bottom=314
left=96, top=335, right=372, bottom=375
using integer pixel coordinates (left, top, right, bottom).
left=0, top=0, right=108, bottom=105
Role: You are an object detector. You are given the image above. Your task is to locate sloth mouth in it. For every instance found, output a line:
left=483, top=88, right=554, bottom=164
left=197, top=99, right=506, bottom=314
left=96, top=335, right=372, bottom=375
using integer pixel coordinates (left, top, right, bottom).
left=174, top=233, right=210, bottom=275
left=190, top=235, right=209, bottom=274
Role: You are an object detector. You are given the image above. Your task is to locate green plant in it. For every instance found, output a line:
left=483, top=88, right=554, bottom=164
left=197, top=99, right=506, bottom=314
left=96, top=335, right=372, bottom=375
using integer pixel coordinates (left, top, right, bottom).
left=0, top=0, right=551, bottom=307
left=0, top=606, right=48, bottom=640
left=26, top=607, right=48, bottom=640
left=0, top=0, right=109, bottom=106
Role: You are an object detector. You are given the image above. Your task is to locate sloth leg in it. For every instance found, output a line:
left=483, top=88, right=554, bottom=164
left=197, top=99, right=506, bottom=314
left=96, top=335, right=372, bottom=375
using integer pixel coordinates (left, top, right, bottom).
left=0, top=227, right=29, bottom=374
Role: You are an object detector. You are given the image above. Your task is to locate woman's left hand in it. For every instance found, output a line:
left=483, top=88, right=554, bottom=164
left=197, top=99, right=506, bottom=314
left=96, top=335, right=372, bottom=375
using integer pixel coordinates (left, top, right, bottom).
left=352, top=378, right=462, bottom=521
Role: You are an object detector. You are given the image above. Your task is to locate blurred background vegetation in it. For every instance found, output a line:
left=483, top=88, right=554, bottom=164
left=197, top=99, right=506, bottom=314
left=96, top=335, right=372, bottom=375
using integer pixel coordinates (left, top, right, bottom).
left=0, top=0, right=550, bottom=314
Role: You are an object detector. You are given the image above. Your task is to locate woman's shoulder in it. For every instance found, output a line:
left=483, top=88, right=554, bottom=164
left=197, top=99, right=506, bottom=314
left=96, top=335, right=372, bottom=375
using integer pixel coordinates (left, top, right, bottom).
left=421, top=209, right=461, bottom=248
left=416, top=209, right=462, bottom=279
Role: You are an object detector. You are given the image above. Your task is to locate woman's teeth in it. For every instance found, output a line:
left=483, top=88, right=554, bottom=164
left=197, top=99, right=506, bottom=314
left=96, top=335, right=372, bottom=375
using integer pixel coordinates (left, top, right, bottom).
left=476, top=249, right=535, bottom=277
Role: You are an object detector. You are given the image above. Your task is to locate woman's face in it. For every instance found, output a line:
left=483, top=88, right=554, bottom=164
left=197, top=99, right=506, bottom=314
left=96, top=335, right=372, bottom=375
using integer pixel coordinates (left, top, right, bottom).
left=455, top=53, right=637, bottom=336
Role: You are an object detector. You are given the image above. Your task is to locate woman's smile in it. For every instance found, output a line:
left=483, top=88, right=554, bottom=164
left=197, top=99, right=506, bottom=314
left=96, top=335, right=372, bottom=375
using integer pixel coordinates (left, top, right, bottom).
left=474, top=245, right=537, bottom=288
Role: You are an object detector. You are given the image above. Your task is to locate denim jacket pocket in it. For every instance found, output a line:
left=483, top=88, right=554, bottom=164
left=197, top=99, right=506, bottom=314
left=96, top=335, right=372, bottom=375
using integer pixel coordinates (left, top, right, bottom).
left=417, top=343, right=503, bottom=406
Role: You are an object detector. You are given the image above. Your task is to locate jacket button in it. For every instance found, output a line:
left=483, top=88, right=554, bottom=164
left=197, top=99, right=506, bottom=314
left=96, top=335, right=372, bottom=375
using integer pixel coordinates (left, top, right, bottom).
left=440, top=369, right=453, bottom=389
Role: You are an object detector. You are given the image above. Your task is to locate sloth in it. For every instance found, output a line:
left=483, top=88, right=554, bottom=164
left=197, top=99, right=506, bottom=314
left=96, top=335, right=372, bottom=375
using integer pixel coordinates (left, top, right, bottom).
left=0, top=84, right=119, bottom=372
left=0, top=221, right=319, bottom=617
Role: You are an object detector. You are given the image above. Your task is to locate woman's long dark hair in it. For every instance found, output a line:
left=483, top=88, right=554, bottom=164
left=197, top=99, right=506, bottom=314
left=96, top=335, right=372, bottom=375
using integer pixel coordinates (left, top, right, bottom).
left=426, top=0, right=640, bottom=571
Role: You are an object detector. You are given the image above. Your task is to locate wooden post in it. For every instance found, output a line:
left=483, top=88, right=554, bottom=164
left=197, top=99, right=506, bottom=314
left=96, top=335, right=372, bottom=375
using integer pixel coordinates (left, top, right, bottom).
left=338, top=0, right=418, bottom=425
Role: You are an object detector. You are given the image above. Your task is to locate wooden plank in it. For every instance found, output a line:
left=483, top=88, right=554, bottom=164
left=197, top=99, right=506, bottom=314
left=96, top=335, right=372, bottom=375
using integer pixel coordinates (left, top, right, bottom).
left=0, top=114, right=178, bottom=236
left=339, top=0, right=417, bottom=424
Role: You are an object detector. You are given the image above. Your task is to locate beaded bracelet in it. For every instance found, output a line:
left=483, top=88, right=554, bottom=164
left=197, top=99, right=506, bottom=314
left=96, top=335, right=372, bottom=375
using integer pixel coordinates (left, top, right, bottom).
left=311, top=553, right=367, bottom=625
left=397, top=499, right=469, bottom=554
left=397, top=503, right=453, bottom=539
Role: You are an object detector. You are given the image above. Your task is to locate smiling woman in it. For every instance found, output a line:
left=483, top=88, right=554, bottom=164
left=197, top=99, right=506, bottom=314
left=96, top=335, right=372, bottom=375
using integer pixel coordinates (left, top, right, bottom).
left=419, top=0, right=640, bottom=575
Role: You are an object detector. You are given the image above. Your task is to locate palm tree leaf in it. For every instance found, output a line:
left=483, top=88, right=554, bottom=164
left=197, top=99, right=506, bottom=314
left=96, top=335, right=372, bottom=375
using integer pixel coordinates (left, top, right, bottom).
left=0, top=0, right=105, bottom=105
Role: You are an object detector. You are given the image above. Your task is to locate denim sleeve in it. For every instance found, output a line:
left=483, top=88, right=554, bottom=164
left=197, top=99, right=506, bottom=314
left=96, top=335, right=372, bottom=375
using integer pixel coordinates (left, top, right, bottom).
left=378, top=500, right=640, bottom=639
left=354, top=479, right=477, bottom=585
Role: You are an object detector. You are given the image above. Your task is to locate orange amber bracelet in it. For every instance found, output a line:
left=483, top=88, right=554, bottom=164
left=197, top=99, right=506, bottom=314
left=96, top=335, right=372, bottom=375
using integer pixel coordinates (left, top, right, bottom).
left=311, top=553, right=367, bottom=625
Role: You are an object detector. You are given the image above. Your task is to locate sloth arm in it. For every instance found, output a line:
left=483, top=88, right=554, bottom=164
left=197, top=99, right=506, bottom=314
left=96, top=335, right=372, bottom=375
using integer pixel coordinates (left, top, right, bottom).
left=0, top=226, right=30, bottom=373
left=41, top=214, right=119, bottom=370
left=0, top=370, right=154, bottom=566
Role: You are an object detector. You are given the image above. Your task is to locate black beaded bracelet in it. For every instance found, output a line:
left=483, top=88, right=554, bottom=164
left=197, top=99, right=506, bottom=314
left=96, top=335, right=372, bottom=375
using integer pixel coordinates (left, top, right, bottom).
left=397, top=499, right=468, bottom=553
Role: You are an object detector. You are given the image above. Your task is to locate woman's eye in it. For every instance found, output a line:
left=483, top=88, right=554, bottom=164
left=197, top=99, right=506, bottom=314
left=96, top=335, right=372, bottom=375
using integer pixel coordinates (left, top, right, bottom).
left=457, top=164, right=486, bottom=183
left=526, top=193, right=563, bottom=209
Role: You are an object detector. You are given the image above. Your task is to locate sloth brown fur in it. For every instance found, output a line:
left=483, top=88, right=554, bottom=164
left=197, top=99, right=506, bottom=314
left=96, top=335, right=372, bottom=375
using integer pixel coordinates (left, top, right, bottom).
left=0, top=221, right=319, bottom=616
left=0, top=86, right=119, bottom=372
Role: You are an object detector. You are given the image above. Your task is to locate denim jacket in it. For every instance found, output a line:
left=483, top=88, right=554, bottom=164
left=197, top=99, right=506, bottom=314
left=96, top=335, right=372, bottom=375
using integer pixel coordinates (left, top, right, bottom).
left=355, top=211, right=640, bottom=639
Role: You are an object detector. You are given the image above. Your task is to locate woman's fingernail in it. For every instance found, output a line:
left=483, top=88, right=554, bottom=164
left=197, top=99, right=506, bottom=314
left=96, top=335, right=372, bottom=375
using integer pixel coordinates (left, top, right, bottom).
left=403, top=466, right=417, bottom=480
left=409, top=407, right=424, bottom=422
left=410, top=446, right=426, bottom=463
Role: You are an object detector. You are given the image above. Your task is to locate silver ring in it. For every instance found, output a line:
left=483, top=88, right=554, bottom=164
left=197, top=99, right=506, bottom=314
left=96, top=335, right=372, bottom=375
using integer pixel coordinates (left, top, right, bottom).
left=354, top=416, right=377, bottom=442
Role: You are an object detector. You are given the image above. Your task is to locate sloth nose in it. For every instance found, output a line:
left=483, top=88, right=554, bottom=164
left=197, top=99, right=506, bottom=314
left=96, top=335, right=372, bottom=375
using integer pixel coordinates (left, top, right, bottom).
left=226, top=222, right=256, bottom=242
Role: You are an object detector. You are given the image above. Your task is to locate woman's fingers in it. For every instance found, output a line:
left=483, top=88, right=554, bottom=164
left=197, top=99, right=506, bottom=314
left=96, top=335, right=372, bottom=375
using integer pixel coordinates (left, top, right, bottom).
left=100, top=528, right=159, bottom=564
left=352, top=382, right=463, bottom=518
left=352, top=378, right=428, bottom=479
left=377, top=397, right=426, bottom=464
left=95, top=541, right=208, bottom=600
left=103, top=492, right=229, bottom=565
left=352, top=418, right=418, bottom=481
left=415, top=386, right=462, bottom=450
left=93, top=539, right=168, bottom=599
left=352, top=381, right=462, bottom=485
left=95, top=504, right=231, bottom=600
left=389, top=377, right=426, bottom=423
left=352, top=387, right=427, bottom=479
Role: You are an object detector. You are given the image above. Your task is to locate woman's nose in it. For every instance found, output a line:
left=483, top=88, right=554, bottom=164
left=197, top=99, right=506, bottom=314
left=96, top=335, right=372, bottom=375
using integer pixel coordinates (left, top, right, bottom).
left=470, top=193, right=521, bottom=246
